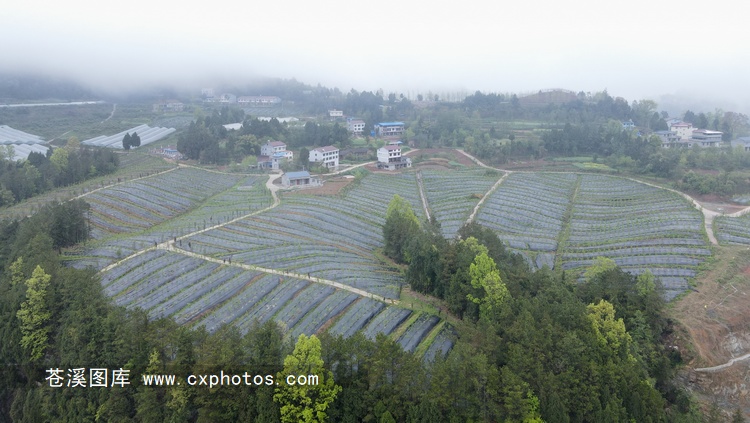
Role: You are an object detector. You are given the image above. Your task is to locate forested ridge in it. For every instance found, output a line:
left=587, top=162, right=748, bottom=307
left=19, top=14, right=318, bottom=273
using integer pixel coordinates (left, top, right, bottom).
left=0, top=198, right=717, bottom=422
left=0, top=146, right=119, bottom=208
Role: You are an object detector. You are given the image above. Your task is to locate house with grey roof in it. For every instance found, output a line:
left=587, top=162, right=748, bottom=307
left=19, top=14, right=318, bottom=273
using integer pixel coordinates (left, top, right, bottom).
left=282, top=171, right=319, bottom=187
left=731, top=136, right=750, bottom=152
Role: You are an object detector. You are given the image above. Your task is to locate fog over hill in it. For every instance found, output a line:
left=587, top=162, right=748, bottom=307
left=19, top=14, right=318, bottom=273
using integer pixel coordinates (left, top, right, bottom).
left=2, top=0, right=747, bottom=114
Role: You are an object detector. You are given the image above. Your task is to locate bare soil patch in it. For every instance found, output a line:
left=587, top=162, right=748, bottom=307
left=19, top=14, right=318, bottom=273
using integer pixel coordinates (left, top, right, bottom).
left=283, top=176, right=353, bottom=196
left=670, top=245, right=750, bottom=414
left=693, top=194, right=749, bottom=214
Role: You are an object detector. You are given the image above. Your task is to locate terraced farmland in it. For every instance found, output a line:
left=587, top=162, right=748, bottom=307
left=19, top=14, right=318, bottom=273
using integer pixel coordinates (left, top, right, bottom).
left=562, top=174, right=709, bottom=300
left=86, top=167, right=245, bottom=239
left=475, top=172, right=577, bottom=269
left=80, top=168, right=451, bottom=359
left=475, top=172, right=709, bottom=299
left=420, top=168, right=500, bottom=238
left=71, top=165, right=713, bottom=361
left=69, top=172, right=270, bottom=269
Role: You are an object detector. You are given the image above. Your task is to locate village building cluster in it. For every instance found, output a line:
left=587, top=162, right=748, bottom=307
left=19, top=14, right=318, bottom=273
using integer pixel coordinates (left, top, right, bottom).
left=618, top=118, right=750, bottom=149
left=634, top=119, right=727, bottom=149
left=619, top=117, right=750, bottom=150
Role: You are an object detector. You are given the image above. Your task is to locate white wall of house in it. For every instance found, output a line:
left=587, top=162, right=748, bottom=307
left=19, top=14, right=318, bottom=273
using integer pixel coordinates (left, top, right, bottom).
left=670, top=122, right=693, bottom=140
left=377, top=146, right=401, bottom=163
left=309, top=147, right=339, bottom=168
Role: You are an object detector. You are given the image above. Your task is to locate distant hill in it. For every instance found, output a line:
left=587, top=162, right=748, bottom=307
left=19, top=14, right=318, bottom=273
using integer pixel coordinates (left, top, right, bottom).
left=518, top=89, right=578, bottom=106
left=0, top=73, right=95, bottom=102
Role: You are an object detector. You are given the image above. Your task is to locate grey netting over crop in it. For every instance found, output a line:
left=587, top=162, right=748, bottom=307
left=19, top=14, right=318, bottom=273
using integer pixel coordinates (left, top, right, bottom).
left=81, top=124, right=176, bottom=149
left=474, top=173, right=708, bottom=299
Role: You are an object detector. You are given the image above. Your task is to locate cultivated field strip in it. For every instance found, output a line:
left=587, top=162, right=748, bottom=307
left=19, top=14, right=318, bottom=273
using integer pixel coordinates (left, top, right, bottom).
left=290, top=290, right=359, bottom=339
left=328, top=298, right=387, bottom=338
left=420, top=169, right=500, bottom=238
left=422, top=326, right=455, bottom=361
left=174, top=272, right=273, bottom=326
left=476, top=172, right=578, bottom=255
left=363, top=307, right=413, bottom=340
left=397, top=314, right=440, bottom=353
left=179, top=209, right=402, bottom=299
left=85, top=167, right=245, bottom=238
left=715, top=214, right=750, bottom=245
left=112, top=255, right=205, bottom=305
left=198, top=275, right=304, bottom=332
left=148, top=265, right=246, bottom=319
left=341, top=173, right=426, bottom=222
left=69, top=175, right=270, bottom=270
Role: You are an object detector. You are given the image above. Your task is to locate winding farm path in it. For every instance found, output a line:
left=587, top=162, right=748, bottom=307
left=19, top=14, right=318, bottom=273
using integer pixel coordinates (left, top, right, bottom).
left=99, top=172, right=400, bottom=306
left=101, top=103, right=116, bottom=123
left=72, top=167, right=179, bottom=201
left=466, top=171, right=510, bottom=224
left=455, top=149, right=750, bottom=246
left=456, top=149, right=750, bottom=375
left=161, top=244, right=398, bottom=305
left=415, top=170, right=432, bottom=221
left=694, top=353, right=750, bottom=373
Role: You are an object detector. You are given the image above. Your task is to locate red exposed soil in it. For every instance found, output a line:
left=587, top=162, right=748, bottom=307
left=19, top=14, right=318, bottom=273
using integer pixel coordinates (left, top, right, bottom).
left=283, top=176, right=353, bottom=196
left=670, top=246, right=750, bottom=416
left=692, top=193, right=749, bottom=214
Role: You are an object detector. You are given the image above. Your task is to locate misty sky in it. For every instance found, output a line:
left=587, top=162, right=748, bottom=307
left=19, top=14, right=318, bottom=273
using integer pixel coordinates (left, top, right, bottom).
left=3, top=0, right=749, bottom=110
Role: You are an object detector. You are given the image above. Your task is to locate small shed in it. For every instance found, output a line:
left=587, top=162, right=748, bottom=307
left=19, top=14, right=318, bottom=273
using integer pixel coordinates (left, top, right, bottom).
left=282, top=171, right=314, bottom=187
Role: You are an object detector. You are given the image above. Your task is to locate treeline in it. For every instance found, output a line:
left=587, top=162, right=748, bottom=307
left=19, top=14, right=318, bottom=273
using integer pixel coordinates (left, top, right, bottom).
left=0, top=196, right=725, bottom=422
left=0, top=146, right=119, bottom=207
left=540, top=122, right=750, bottom=182
left=177, top=108, right=351, bottom=166
left=382, top=196, right=706, bottom=422
left=461, top=90, right=659, bottom=126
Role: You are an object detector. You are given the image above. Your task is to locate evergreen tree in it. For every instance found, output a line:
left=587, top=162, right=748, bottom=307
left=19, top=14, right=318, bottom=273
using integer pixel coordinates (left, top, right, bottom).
left=16, top=265, right=52, bottom=362
left=122, top=132, right=132, bottom=150
left=467, top=251, right=510, bottom=321
left=383, top=195, right=420, bottom=263
left=274, top=334, right=341, bottom=423
left=131, top=131, right=141, bottom=147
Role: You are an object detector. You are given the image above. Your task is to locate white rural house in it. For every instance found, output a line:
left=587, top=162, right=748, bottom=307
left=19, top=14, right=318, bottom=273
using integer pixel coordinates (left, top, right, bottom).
left=654, top=130, right=681, bottom=148
left=346, top=118, right=366, bottom=135
left=375, top=122, right=405, bottom=137
left=690, top=129, right=723, bottom=147
left=309, top=145, right=339, bottom=169
left=669, top=121, right=693, bottom=140
left=260, top=140, right=293, bottom=159
left=238, top=96, right=282, bottom=106
left=377, top=145, right=411, bottom=170
left=731, top=136, right=750, bottom=152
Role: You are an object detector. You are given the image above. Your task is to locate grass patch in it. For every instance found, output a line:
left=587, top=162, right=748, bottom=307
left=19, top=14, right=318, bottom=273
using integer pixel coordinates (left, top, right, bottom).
left=573, top=162, right=615, bottom=172
left=400, top=288, right=439, bottom=315
left=551, top=156, right=594, bottom=163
